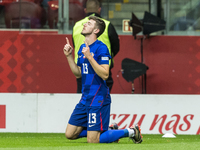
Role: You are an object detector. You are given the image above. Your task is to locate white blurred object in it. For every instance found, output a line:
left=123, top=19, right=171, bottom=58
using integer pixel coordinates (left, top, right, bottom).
left=162, top=133, right=176, bottom=138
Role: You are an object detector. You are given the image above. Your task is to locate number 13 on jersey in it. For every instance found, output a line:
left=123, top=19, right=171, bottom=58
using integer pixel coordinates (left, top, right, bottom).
left=82, top=63, right=88, bottom=74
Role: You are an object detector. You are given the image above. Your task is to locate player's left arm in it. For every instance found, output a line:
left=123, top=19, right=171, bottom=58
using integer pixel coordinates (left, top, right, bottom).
left=82, top=41, right=109, bottom=80
left=91, top=62, right=109, bottom=81
left=89, top=60, right=109, bottom=81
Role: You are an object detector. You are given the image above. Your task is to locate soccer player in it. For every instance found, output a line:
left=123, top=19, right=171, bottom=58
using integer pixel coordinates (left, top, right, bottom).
left=63, top=16, right=142, bottom=143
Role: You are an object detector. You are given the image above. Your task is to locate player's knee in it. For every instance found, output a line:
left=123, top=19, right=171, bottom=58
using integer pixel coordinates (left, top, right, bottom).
left=65, top=131, right=74, bottom=140
left=65, top=130, right=79, bottom=140
left=87, top=137, right=99, bottom=143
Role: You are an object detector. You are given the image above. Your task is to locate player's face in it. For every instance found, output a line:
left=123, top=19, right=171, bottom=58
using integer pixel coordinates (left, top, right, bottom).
left=81, top=19, right=96, bottom=36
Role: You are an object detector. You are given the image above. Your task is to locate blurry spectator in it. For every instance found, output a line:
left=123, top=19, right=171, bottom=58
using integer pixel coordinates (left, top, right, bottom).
left=4, top=0, right=46, bottom=28
left=47, top=0, right=85, bottom=29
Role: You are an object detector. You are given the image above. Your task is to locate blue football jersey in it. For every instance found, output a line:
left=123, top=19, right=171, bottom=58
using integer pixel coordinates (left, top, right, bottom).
left=77, top=40, right=111, bottom=106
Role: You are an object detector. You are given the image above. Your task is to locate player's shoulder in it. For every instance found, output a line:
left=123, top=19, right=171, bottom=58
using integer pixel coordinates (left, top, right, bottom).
left=95, top=40, right=110, bottom=55
left=95, top=40, right=107, bottom=47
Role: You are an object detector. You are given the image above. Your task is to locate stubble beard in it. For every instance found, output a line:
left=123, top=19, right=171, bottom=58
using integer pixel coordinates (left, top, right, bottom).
left=81, top=31, right=92, bottom=37
left=81, top=32, right=87, bottom=37
left=81, top=28, right=93, bottom=37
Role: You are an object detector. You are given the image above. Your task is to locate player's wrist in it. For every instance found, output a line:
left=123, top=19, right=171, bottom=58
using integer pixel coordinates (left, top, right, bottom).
left=87, top=54, right=93, bottom=61
left=66, top=53, right=72, bottom=58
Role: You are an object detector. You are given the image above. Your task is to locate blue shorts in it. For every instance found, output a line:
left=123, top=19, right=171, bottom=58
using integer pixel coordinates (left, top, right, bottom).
left=68, top=102, right=110, bottom=131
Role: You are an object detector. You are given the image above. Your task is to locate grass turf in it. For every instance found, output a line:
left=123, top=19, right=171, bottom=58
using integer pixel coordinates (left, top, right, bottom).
left=0, top=133, right=200, bottom=150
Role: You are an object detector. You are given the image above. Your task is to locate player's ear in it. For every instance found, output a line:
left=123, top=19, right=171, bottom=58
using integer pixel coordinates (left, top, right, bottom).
left=94, top=28, right=100, bottom=34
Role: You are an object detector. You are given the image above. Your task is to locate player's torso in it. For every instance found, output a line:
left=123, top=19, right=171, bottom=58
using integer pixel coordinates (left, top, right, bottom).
left=78, top=41, right=111, bottom=106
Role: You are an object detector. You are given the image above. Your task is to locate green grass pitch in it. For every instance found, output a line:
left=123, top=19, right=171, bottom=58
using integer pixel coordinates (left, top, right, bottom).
left=0, top=133, right=200, bottom=150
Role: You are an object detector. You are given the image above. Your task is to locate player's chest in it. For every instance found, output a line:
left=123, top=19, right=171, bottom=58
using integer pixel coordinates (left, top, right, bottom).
left=79, top=52, right=98, bottom=64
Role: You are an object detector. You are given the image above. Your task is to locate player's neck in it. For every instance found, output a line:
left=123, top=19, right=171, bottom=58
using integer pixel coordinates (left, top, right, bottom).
left=85, top=35, right=97, bottom=46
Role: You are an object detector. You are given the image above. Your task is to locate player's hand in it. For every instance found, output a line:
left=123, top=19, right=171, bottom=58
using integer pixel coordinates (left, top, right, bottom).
left=63, top=37, right=73, bottom=57
left=82, top=41, right=91, bottom=59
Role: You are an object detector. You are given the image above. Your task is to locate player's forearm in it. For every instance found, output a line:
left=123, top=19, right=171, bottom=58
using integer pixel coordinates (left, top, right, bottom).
left=87, top=56, right=109, bottom=80
left=66, top=55, right=81, bottom=78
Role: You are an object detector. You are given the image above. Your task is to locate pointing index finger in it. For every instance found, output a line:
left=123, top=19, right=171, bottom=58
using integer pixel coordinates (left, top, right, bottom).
left=84, top=40, right=89, bottom=48
left=66, top=37, right=70, bottom=44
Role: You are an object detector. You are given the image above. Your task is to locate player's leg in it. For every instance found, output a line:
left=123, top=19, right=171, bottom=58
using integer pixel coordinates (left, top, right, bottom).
left=99, top=125, right=143, bottom=143
left=87, top=131, right=101, bottom=143
left=99, top=129, right=129, bottom=143
left=65, top=124, right=84, bottom=139
left=86, top=104, right=110, bottom=143
left=65, top=102, right=87, bottom=140
left=97, top=104, right=143, bottom=143
left=86, top=104, right=125, bottom=143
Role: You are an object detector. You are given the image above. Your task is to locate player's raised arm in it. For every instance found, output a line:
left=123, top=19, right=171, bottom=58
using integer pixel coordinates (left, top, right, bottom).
left=81, top=40, right=92, bottom=60
left=63, top=37, right=73, bottom=57
left=64, top=37, right=81, bottom=78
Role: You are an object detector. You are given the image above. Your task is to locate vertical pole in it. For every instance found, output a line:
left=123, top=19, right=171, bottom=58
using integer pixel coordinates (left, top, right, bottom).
left=58, top=0, right=64, bottom=34
left=157, top=0, right=161, bottom=18
left=19, top=0, right=21, bottom=33
left=141, top=38, right=143, bottom=63
left=141, top=37, right=144, bottom=94
left=149, top=0, right=151, bottom=12
left=145, top=73, right=147, bottom=93
left=63, top=0, right=69, bottom=34
left=141, top=37, right=147, bottom=94
left=166, top=0, right=170, bottom=34
left=132, top=81, right=135, bottom=94
left=107, top=0, right=109, bottom=20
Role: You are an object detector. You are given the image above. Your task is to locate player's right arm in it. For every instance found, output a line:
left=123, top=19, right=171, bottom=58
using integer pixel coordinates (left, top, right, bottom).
left=64, top=37, right=81, bottom=78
